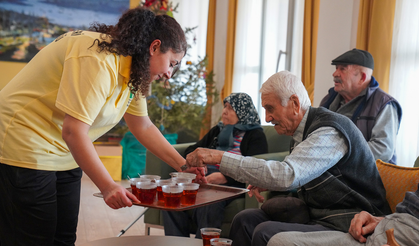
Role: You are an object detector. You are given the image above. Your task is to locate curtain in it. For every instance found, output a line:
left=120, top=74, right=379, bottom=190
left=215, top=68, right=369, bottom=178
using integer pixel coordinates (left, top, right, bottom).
left=301, top=0, right=320, bottom=105
left=389, top=0, right=419, bottom=167
left=231, top=0, right=293, bottom=121
left=220, top=0, right=238, bottom=101
left=356, top=0, right=396, bottom=92
left=200, top=0, right=217, bottom=138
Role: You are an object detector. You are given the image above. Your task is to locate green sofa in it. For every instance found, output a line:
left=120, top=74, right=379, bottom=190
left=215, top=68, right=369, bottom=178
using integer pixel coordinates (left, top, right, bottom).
left=143, top=125, right=291, bottom=237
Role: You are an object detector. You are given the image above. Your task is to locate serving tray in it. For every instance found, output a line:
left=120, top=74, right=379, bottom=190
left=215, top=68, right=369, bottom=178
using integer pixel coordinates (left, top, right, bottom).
left=93, top=183, right=249, bottom=211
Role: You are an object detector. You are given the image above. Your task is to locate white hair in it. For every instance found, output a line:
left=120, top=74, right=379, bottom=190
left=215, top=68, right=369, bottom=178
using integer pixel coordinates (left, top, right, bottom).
left=260, top=71, right=311, bottom=111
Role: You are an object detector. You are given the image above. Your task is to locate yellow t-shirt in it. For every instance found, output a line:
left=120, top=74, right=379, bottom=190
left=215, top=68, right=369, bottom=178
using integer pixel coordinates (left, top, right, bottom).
left=0, top=30, right=147, bottom=171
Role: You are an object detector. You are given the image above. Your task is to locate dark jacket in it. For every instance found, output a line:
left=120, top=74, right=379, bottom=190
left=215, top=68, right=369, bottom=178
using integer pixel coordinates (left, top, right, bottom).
left=184, top=126, right=268, bottom=188
left=296, top=107, right=391, bottom=232
left=320, top=76, right=402, bottom=164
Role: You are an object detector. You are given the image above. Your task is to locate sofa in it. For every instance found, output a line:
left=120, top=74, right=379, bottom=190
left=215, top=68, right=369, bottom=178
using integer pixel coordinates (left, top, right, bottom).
left=143, top=125, right=292, bottom=237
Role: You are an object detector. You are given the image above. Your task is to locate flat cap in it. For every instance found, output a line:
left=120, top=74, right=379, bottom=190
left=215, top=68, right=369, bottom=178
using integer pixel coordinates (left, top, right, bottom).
left=331, top=48, right=374, bottom=70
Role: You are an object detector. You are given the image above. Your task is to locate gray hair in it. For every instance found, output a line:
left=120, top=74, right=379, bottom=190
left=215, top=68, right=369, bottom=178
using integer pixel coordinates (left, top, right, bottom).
left=260, top=71, right=311, bottom=111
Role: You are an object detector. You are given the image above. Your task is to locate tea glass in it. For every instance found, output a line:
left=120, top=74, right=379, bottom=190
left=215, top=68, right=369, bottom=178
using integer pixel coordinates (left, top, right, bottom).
left=140, top=174, right=161, bottom=182
left=130, top=178, right=151, bottom=197
left=136, top=182, right=157, bottom=204
left=172, top=177, right=193, bottom=184
left=162, top=185, right=184, bottom=208
left=210, top=238, right=233, bottom=246
left=179, top=183, right=200, bottom=206
left=156, top=179, right=176, bottom=202
left=200, top=228, right=221, bottom=246
left=170, top=172, right=197, bottom=181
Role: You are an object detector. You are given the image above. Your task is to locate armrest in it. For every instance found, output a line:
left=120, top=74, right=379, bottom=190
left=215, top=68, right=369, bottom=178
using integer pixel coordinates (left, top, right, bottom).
left=145, top=142, right=193, bottom=178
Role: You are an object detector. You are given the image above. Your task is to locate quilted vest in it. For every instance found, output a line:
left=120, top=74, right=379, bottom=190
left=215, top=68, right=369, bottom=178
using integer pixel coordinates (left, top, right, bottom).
left=294, top=107, right=391, bottom=232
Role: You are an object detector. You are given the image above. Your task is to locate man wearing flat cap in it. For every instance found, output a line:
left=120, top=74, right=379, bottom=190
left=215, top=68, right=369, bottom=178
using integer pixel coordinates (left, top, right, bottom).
left=320, top=49, right=402, bottom=164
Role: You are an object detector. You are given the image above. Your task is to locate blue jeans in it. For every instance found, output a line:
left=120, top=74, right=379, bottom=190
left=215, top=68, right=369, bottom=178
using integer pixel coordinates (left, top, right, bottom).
left=162, top=199, right=231, bottom=238
left=0, top=163, right=82, bottom=246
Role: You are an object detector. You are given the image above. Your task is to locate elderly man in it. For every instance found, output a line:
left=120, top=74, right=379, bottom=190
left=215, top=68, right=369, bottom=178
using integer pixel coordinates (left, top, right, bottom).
left=320, top=49, right=402, bottom=164
left=186, top=71, right=391, bottom=246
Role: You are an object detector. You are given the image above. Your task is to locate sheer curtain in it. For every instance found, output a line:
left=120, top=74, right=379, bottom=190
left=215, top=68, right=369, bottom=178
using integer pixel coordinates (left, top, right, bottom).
left=171, top=0, right=209, bottom=62
left=232, top=0, right=303, bottom=124
left=389, top=0, right=419, bottom=167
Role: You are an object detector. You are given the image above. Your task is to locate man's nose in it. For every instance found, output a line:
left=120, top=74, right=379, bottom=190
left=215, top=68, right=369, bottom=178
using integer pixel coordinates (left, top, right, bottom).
left=265, top=114, right=273, bottom=123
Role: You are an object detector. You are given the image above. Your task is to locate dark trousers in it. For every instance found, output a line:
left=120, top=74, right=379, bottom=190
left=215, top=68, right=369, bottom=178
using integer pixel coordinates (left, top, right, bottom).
left=0, top=163, right=82, bottom=246
left=229, top=208, right=334, bottom=246
left=162, top=199, right=230, bottom=238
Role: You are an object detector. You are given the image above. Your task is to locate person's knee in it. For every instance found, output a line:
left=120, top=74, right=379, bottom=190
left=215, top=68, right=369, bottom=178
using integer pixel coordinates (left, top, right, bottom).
left=267, top=233, right=294, bottom=246
left=251, top=222, right=277, bottom=246
left=232, top=209, right=261, bottom=225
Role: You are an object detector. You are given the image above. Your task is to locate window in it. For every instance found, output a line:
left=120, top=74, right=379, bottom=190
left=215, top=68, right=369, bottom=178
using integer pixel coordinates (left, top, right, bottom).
left=389, top=0, right=419, bottom=167
left=232, top=0, right=304, bottom=124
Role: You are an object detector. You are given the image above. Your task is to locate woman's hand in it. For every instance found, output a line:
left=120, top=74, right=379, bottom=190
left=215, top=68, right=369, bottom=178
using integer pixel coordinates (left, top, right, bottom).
left=101, top=182, right=139, bottom=209
left=247, top=185, right=268, bottom=203
left=349, top=211, right=384, bottom=243
left=206, top=172, right=228, bottom=185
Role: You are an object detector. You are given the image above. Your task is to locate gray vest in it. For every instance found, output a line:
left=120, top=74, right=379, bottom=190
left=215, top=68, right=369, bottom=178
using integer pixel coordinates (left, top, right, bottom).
left=295, top=107, right=391, bottom=232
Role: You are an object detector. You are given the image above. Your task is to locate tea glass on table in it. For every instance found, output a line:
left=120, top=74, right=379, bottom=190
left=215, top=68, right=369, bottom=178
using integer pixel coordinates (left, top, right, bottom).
left=136, top=182, right=157, bottom=204
left=178, top=183, right=200, bottom=206
left=210, top=238, right=233, bottom=246
left=140, top=174, right=161, bottom=182
left=130, top=178, right=151, bottom=197
left=200, top=228, right=221, bottom=246
left=162, top=185, right=184, bottom=208
left=156, top=179, right=176, bottom=202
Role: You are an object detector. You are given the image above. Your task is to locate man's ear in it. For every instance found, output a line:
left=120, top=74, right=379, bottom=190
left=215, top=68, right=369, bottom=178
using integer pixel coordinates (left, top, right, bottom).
left=149, top=39, right=161, bottom=55
left=289, top=94, right=301, bottom=115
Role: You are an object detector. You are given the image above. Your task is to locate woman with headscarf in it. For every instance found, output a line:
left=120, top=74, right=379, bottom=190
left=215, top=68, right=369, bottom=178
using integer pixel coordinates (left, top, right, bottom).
left=163, top=92, right=268, bottom=238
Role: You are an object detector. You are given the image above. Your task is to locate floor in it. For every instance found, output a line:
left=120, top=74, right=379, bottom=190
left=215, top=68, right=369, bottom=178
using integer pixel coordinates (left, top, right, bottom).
left=75, top=173, right=164, bottom=245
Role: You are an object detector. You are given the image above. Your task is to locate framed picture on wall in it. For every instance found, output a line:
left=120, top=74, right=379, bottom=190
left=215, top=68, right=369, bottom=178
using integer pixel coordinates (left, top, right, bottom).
left=0, top=0, right=130, bottom=63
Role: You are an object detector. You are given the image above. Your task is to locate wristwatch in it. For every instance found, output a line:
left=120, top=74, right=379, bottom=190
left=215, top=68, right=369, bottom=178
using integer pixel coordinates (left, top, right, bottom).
left=180, top=164, right=188, bottom=171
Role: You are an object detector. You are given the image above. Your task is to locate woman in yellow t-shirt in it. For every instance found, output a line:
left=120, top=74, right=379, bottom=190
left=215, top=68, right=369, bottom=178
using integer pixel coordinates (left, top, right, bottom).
left=0, top=7, right=190, bottom=245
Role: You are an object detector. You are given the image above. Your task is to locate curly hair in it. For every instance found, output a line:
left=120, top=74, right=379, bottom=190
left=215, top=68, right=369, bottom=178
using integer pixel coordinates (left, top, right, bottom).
left=89, top=7, right=187, bottom=97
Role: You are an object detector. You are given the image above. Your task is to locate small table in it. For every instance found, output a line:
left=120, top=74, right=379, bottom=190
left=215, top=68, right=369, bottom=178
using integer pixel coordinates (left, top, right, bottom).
left=79, top=235, right=202, bottom=246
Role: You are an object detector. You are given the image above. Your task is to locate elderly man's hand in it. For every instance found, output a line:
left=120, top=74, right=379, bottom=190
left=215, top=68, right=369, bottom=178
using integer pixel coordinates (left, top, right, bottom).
left=185, top=148, right=225, bottom=168
left=247, top=185, right=268, bottom=203
left=349, top=211, right=385, bottom=243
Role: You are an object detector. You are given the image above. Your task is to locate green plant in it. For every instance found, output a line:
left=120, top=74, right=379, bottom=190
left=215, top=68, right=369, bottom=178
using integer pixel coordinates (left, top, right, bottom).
left=147, top=54, right=218, bottom=136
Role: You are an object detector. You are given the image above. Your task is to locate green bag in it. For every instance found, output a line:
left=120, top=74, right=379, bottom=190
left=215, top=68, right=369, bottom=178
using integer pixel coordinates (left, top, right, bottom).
left=120, top=131, right=178, bottom=179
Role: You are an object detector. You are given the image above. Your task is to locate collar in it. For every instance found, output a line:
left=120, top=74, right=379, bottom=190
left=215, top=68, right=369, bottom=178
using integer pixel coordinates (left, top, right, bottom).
left=292, top=108, right=310, bottom=147
left=119, top=55, right=132, bottom=81
left=115, top=55, right=132, bottom=106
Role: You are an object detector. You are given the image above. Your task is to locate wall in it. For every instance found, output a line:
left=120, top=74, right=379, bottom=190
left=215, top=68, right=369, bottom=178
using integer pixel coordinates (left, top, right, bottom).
left=0, top=0, right=140, bottom=91
left=312, top=0, right=359, bottom=106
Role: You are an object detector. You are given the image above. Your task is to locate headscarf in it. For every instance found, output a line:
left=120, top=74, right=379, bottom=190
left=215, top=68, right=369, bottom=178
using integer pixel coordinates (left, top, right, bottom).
left=216, top=93, right=262, bottom=151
